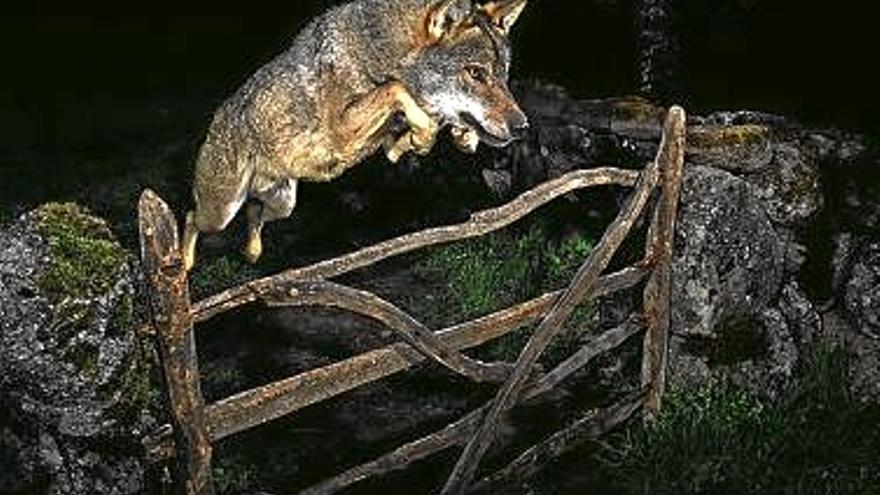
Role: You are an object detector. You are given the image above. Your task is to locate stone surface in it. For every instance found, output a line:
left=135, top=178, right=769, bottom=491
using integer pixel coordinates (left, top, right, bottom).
left=0, top=205, right=153, bottom=495
left=671, top=165, right=786, bottom=338
left=841, top=240, right=880, bottom=338
left=493, top=83, right=872, bottom=400
left=750, top=143, right=824, bottom=227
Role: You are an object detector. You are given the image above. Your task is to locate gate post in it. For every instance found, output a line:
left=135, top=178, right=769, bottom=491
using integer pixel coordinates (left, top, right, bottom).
left=139, top=189, right=214, bottom=494
left=641, top=106, right=686, bottom=421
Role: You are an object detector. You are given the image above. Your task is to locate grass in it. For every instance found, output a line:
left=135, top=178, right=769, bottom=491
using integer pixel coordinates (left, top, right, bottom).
left=595, top=341, right=880, bottom=494
left=189, top=255, right=261, bottom=300
left=416, top=223, right=595, bottom=363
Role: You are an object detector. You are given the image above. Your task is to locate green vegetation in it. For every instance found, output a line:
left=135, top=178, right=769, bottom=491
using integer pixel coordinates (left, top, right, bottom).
left=417, top=224, right=595, bottom=363
left=35, top=202, right=127, bottom=301
left=189, top=255, right=261, bottom=300
left=63, top=341, right=100, bottom=376
left=596, top=342, right=880, bottom=494
left=213, top=452, right=259, bottom=494
left=103, top=345, right=156, bottom=422
left=688, top=124, right=770, bottom=149
left=418, top=224, right=594, bottom=318
left=109, top=292, right=135, bottom=334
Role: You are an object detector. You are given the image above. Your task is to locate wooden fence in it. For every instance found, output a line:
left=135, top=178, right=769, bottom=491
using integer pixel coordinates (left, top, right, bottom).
left=139, top=106, right=686, bottom=494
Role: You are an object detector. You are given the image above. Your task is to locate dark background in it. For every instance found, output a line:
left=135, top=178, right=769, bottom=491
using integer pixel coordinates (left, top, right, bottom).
left=0, top=3, right=877, bottom=211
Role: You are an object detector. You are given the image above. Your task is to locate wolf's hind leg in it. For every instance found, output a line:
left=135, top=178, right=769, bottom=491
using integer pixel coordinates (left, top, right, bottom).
left=182, top=212, right=199, bottom=271
left=245, top=178, right=298, bottom=263
left=182, top=189, right=248, bottom=271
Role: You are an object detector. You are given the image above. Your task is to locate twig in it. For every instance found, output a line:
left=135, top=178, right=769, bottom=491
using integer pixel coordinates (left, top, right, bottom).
left=468, top=389, right=646, bottom=494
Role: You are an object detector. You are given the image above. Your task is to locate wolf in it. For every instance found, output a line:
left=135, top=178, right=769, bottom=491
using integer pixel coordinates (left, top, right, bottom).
left=182, top=0, right=529, bottom=270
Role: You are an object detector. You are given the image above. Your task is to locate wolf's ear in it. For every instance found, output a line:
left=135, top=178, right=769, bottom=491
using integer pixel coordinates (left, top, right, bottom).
left=426, top=0, right=470, bottom=44
left=478, top=0, right=527, bottom=34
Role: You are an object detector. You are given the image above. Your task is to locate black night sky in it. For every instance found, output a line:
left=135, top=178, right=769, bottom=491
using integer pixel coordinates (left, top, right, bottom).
left=0, top=4, right=877, bottom=209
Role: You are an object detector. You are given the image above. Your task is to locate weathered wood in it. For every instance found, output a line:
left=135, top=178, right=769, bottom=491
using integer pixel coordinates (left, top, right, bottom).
left=208, top=266, right=649, bottom=443
left=469, top=389, right=646, bottom=494
left=138, top=189, right=214, bottom=495
left=297, top=319, right=644, bottom=495
left=143, top=263, right=650, bottom=457
left=263, top=281, right=513, bottom=384
left=192, top=167, right=640, bottom=322
left=641, top=106, right=686, bottom=421
left=441, top=159, right=661, bottom=495
left=527, top=315, right=644, bottom=398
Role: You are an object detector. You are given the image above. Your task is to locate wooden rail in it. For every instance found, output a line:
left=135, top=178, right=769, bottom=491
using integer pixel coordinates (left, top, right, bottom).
left=139, top=106, right=687, bottom=495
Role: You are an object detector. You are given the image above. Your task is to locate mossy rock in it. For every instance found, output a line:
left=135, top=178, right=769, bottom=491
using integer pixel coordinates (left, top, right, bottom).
left=686, top=124, right=774, bottom=172
left=34, top=202, right=128, bottom=301
left=688, top=124, right=771, bottom=149
left=609, top=96, right=666, bottom=138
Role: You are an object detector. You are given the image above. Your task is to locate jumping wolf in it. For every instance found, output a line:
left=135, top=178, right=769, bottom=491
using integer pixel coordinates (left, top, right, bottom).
left=182, top=0, right=529, bottom=270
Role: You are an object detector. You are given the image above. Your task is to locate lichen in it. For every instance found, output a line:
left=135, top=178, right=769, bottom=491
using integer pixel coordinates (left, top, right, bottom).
left=688, top=124, right=770, bottom=150
left=34, top=202, right=127, bottom=301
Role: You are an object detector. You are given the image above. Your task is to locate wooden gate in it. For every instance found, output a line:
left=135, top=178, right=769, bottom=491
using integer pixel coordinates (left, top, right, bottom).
left=139, top=107, right=686, bottom=494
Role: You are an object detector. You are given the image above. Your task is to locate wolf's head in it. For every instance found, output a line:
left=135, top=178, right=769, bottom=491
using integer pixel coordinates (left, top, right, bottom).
left=403, top=0, right=529, bottom=148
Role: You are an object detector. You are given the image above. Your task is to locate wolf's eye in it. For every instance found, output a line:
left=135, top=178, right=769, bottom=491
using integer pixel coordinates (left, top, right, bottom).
left=465, top=65, right=489, bottom=84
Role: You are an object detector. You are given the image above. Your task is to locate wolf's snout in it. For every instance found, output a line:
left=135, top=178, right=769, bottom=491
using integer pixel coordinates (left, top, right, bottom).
left=509, top=112, right=529, bottom=139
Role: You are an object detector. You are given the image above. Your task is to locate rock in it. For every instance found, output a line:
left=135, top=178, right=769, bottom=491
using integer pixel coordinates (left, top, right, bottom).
left=841, top=240, right=880, bottom=338
left=482, top=168, right=513, bottom=197
left=671, top=165, right=786, bottom=338
left=686, top=124, right=774, bottom=172
left=0, top=203, right=153, bottom=495
left=822, top=311, right=880, bottom=404
left=750, top=143, right=823, bottom=227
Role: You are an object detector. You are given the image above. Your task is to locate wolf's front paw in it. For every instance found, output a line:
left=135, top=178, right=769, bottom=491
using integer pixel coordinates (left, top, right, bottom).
left=385, top=133, right=412, bottom=163
left=410, top=121, right=439, bottom=155
left=451, top=125, right=479, bottom=153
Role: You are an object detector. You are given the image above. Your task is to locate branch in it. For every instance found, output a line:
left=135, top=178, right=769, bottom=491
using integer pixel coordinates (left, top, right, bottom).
left=192, top=168, right=639, bottom=322
left=468, top=390, right=646, bottom=494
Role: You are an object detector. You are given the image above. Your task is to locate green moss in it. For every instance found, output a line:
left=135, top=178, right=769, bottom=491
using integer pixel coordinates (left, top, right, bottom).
left=109, top=293, right=135, bottom=333
left=102, top=343, right=156, bottom=422
left=35, top=202, right=127, bottom=301
left=63, top=341, right=100, bottom=376
left=611, top=96, right=665, bottom=124
left=687, top=124, right=770, bottom=150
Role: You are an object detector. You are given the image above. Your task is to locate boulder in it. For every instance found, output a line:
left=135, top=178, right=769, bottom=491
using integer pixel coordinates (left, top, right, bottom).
left=0, top=203, right=154, bottom=495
